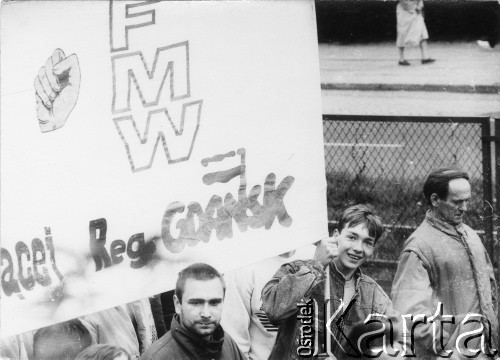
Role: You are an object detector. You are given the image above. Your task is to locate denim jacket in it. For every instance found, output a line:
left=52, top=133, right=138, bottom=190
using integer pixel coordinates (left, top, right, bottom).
left=262, top=259, right=401, bottom=359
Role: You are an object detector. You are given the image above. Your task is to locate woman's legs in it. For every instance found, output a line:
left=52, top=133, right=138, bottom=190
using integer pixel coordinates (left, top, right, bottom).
left=420, top=40, right=435, bottom=63
left=398, top=47, right=410, bottom=65
left=398, top=47, right=406, bottom=62
left=420, top=40, right=429, bottom=59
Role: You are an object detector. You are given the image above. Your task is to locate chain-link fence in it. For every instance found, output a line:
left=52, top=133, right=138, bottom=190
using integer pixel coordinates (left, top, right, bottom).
left=323, top=115, right=494, bottom=289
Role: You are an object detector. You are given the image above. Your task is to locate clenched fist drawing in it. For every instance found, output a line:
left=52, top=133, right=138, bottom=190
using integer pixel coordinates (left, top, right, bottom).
left=34, top=49, right=80, bottom=132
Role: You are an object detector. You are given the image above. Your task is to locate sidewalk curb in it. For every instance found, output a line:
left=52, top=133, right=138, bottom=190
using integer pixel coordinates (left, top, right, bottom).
left=321, top=83, right=500, bottom=94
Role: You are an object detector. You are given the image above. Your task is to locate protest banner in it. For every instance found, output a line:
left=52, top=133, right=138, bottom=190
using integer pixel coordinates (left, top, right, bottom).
left=0, top=0, right=327, bottom=337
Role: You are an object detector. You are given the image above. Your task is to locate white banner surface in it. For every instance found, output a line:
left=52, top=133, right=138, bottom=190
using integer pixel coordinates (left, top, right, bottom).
left=0, top=0, right=327, bottom=337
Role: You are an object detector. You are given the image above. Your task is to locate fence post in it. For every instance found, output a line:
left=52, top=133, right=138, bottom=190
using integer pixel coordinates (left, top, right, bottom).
left=494, top=118, right=500, bottom=338
left=494, top=119, right=500, bottom=270
left=481, top=119, right=494, bottom=260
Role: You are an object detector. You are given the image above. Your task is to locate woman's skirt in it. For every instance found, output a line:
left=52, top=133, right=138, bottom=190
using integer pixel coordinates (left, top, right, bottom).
left=396, top=4, right=429, bottom=47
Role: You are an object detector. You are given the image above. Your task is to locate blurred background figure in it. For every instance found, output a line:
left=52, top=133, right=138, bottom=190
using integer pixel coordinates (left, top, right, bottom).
left=221, top=251, right=296, bottom=360
left=78, top=297, right=158, bottom=359
left=159, top=289, right=176, bottom=333
left=396, top=0, right=435, bottom=65
left=221, top=244, right=314, bottom=359
left=75, top=344, right=131, bottom=360
left=79, top=305, right=139, bottom=359
left=148, top=295, right=167, bottom=338
left=123, top=298, right=158, bottom=354
left=32, top=319, right=92, bottom=360
left=0, top=332, right=33, bottom=360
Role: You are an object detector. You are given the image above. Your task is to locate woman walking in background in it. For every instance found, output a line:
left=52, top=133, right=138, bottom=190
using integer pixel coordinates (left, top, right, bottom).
left=396, top=0, right=435, bottom=65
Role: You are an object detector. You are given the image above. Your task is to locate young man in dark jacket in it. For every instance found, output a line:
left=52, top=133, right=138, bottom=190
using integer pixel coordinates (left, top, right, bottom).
left=140, top=263, right=246, bottom=360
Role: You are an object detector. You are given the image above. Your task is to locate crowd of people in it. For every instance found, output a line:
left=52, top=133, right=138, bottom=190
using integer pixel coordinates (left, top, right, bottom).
left=1, top=167, right=497, bottom=360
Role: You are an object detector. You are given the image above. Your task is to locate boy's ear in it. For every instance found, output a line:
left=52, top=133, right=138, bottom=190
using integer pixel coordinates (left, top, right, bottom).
left=333, top=229, right=340, bottom=237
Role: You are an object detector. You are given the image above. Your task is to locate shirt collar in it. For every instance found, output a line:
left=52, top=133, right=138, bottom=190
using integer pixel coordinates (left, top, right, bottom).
left=330, top=259, right=364, bottom=283
left=425, top=209, right=466, bottom=238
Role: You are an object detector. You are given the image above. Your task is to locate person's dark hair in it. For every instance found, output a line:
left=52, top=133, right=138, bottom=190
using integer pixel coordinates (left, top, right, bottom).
left=75, top=344, right=131, bottom=360
left=33, top=319, right=92, bottom=360
left=423, top=168, right=470, bottom=206
left=337, top=205, right=384, bottom=243
left=175, top=263, right=226, bottom=302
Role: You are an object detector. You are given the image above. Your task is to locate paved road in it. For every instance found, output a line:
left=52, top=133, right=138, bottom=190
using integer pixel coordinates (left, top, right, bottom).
left=319, top=42, right=500, bottom=117
left=322, top=89, right=500, bottom=117
left=319, top=42, right=500, bottom=89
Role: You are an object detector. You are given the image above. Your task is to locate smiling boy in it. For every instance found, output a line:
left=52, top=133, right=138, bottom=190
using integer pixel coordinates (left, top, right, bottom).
left=262, top=205, right=400, bottom=359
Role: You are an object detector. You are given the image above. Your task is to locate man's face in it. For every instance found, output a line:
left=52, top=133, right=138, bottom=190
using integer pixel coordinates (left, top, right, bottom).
left=174, top=278, right=224, bottom=340
left=333, top=223, right=375, bottom=279
left=433, top=178, right=471, bottom=226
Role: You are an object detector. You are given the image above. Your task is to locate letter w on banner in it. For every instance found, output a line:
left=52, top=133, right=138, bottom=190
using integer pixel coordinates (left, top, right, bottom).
left=0, top=0, right=326, bottom=337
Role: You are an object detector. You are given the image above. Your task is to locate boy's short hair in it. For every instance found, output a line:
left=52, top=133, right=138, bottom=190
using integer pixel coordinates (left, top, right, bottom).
left=33, top=319, right=91, bottom=360
left=175, top=262, right=226, bottom=303
left=337, top=205, right=384, bottom=243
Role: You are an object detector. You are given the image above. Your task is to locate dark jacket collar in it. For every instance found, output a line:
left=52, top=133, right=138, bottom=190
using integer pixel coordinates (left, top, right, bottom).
left=170, top=314, right=225, bottom=358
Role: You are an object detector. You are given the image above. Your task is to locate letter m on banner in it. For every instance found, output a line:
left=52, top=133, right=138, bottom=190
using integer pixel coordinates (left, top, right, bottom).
left=111, top=41, right=203, bottom=172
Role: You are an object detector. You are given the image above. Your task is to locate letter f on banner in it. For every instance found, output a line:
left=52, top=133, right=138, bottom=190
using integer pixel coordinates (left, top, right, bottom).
left=110, top=1, right=157, bottom=52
